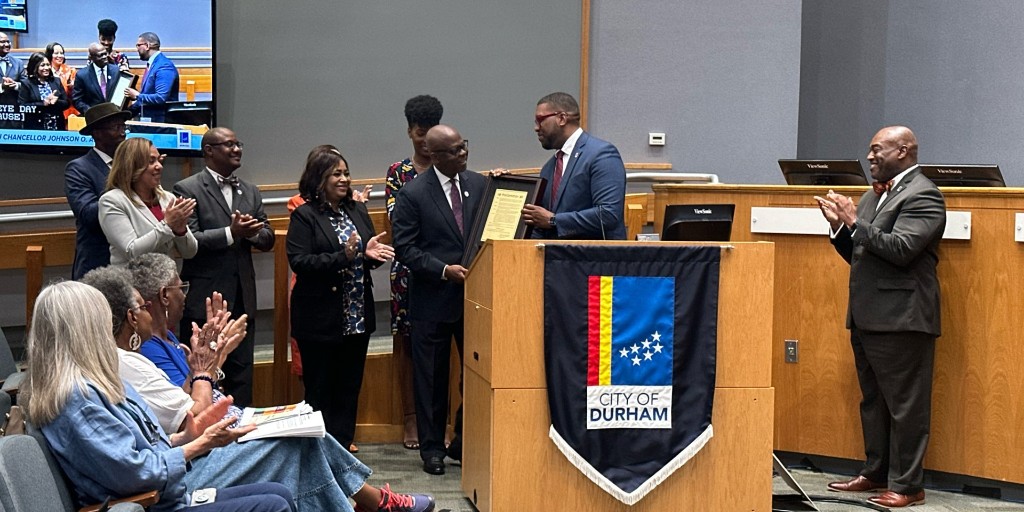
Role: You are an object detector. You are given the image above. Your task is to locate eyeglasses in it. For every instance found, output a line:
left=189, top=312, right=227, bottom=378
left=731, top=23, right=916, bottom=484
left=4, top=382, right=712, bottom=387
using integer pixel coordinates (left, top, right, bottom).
left=534, top=112, right=566, bottom=125
left=164, top=281, right=190, bottom=297
left=131, top=300, right=153, bottom=313
left=135, top=42, right=149, bottom=48
left=0, top=41, right=11, bottom=46
left=207, top=140, right=244, bottom=150
left=431, top=140, right=468, bottom=157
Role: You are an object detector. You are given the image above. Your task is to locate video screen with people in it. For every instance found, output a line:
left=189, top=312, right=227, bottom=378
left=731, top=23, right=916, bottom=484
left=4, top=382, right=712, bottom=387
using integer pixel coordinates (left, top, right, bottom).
left=0, top=0, right=212, bottom=154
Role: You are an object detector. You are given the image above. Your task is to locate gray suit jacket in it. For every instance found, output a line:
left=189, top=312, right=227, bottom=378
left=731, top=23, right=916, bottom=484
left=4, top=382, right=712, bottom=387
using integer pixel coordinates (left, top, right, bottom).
left=831, top=167, right=946, bottom=336
left=173, top=170, right=274, bottom=321
left=98, top=187, right=198, bottom=265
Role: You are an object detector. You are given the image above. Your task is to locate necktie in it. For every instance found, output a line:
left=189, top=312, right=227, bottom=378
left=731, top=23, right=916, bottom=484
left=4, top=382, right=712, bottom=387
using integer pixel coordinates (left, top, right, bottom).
left=449, top=177, right=463, bottom=234
left=141, top=62, right=150, bottom=86
left=99, top=69, right=107, bottom=97
left=550, top=150, right=565, bottom=208
left=872, top=179, right=894, bottom=196
left=0, top=56, right=8, bottom=75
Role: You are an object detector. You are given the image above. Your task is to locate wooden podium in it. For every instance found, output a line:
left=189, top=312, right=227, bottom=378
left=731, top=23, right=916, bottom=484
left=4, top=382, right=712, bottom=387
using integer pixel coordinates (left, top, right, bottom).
left=461, top=240, right=775, bottom=512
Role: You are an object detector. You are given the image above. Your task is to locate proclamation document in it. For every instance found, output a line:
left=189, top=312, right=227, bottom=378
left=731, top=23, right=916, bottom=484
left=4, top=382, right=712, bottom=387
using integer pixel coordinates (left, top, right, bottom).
left=480, top=189, right=529, bottom=241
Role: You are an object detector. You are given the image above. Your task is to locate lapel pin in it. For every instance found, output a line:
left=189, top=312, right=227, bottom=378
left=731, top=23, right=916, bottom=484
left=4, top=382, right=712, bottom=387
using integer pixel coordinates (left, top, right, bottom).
left=464, top=190, right=469, bottom=198
left=574, top=152, right=580, bottom=159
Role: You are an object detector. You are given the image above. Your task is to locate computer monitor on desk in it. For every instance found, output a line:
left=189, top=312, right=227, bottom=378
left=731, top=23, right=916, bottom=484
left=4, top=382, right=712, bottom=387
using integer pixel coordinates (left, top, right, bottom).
left=778, top=159, right=868, bottom=186
left=918, top=164, right=1005, bottom=187
left=165, top=101, right=214, bottom=127
left=662, top=204, right=735, bottom=242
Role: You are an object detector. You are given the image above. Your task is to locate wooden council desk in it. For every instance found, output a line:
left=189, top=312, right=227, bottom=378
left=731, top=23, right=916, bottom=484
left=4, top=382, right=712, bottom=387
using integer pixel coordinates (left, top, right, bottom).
left=653, top=184, right=1024, bottom=485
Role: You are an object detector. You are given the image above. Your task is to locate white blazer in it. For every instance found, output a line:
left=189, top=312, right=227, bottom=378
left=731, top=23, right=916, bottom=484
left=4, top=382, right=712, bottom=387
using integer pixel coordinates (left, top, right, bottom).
left=98, top=187, right=198, bottom=265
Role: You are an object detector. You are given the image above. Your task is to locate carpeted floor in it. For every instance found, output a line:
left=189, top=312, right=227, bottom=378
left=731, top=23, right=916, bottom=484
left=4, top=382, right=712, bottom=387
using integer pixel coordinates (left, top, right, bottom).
left=352, top=442, right=1024, bottom=511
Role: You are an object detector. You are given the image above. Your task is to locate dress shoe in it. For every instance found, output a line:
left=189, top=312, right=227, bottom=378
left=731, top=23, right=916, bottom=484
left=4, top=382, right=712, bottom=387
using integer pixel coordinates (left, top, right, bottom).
left=422, top=456, right=445, bottom=475
left=827, top=475, right=886, bottom=492
left=446, top=436, right=462, bottom=462
left=869, top=490, right=925, bottom=508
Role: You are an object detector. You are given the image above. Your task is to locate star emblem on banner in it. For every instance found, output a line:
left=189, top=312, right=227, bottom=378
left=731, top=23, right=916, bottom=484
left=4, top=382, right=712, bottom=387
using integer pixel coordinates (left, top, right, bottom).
left=619, top=331, right=666, bottom=366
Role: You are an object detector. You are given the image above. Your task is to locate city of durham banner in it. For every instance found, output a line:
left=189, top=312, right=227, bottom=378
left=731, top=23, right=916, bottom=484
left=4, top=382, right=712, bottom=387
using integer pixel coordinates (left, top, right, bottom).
left=544, top=245, right=720, bottom=505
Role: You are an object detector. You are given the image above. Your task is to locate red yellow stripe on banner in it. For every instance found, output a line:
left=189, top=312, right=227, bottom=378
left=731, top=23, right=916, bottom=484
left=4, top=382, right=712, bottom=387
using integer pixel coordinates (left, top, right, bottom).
left=587, top=276, right=613, bottom=386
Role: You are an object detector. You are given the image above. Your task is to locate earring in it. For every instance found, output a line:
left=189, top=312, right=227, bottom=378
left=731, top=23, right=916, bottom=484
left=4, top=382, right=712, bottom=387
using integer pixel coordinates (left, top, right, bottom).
left=129, top=331, right=142, bottom=351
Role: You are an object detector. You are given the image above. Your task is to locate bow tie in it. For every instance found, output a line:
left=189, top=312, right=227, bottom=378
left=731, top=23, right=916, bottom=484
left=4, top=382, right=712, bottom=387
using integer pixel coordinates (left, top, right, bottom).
left=872, top=179, right=894, bottom=196
left=0, top=56, right=9, bottom=65
left=216, top=174, right=240, bottom=187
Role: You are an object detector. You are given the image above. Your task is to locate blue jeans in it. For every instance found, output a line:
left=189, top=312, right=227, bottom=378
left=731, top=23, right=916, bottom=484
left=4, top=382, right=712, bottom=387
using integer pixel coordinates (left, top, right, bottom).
left=184, top=435, right=372, bottom=511
left=183, top=482, right=293, bottom=511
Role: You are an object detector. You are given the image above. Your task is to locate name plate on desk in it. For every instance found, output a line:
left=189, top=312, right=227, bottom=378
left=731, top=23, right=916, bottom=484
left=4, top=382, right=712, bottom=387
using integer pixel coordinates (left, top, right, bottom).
left=750, top=207, right=830, bottom=235
left=750, top=207, right=972, bottom=240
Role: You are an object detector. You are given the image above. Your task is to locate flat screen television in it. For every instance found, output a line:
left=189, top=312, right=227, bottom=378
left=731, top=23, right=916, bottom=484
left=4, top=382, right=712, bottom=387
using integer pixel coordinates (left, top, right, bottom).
left=917, top=164, right=1005, bottom=187
left=0, top=0, right=26, bottom=32
left=0, top=0, right=213, bottom=155
left=662, top=204, right=735, bottom=242
left=778, top=159, right=868, bottom=186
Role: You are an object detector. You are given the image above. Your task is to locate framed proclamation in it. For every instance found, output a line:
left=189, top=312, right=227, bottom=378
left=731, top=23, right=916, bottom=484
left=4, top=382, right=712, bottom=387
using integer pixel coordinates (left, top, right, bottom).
left=461, top=174, right=545, bottom=266
left=110, top=72, right=140, bottom=110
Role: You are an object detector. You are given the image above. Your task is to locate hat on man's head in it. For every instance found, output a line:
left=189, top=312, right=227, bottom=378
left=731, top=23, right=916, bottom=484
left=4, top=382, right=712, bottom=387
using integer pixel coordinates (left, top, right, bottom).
left=79, top=103, right=132, bottom=136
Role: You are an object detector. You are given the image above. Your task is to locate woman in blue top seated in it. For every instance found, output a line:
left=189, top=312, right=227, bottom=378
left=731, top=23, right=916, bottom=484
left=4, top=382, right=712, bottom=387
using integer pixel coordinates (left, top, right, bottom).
left=24, top=280, right=294, bottom=512
left=87, top=262, right=434, bottom=512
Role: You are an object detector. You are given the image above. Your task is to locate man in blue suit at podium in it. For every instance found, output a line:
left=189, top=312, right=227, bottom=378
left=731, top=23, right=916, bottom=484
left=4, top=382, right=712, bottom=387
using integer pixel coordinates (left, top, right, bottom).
left=522, top=92, right=626, bottom=240
left=125, top=32, right=178, bottom=122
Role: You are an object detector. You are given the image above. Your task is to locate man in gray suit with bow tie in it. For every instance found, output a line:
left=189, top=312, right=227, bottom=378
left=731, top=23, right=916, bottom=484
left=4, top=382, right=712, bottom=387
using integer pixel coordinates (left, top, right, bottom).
left=815, top=126, right=946, bottom=508
left=173, top=127, right=274, bottom=407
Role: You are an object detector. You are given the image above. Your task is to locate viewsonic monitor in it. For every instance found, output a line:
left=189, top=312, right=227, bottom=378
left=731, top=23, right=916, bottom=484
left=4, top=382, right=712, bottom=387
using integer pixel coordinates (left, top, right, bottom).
left=662, top=204, right=735, bottom=242
left=778, top=159, right=868, bottom=186
left=918, top=164, right=1005, bottom=187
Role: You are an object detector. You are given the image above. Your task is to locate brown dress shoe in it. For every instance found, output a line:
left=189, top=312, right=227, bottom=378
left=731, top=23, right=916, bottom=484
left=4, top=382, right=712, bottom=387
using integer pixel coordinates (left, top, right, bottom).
left=869, top=490, right=925, bottom=507
left=827, top=475, right=887, bottom=492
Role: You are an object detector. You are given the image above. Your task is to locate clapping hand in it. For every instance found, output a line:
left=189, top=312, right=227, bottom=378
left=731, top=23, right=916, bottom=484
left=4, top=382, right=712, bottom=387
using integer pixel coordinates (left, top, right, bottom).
left=352, top=184, right=373, bottom=203
left=164, top=196, right=196, bottom=235
left=44, top=91, right=59, bottom=106
left=230, top=211, right=264, bottom=239
left=364, top=232, right=394, bottom=261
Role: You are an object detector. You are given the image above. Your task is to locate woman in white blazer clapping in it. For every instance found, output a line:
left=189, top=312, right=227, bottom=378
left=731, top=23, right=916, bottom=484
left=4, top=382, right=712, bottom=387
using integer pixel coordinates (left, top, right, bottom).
left=99, top=138, right=198, bottom=265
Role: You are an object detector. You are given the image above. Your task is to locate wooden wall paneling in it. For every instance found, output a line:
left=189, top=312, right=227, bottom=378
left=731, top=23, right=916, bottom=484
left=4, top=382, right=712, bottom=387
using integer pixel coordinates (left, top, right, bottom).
left=25, top=246, right=44, bottom=326
left=652, top=184, right=1024, bottom=484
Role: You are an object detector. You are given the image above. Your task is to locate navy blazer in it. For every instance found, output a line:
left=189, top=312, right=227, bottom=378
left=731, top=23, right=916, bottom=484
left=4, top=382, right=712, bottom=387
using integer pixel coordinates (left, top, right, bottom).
left=64, top=149, right=111, bottom=279
left=0, top=55, right=26, bottom=127
left=72, top=63, right=119, bottom=113
left=532, top=131, right=627, bottom=240
left=391, top=168, right=487, bottom=323
left=287, top=201, right=383, bottom=342
left=129, top=52, right=179, bottom=122
left=831, top=167, right=946, bottom=336
left=18, top=76, right=70, bottom=130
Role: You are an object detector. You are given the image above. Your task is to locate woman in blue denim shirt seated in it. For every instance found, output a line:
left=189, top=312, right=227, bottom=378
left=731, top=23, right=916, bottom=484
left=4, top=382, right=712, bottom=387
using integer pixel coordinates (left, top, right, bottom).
left=24, top=280, right=294, bottom=512
left=82, top=263, right=434, bottom=512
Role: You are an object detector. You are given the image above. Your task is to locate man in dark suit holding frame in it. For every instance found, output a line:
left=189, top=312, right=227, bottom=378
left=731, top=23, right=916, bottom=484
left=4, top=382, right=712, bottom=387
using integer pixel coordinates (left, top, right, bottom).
left=173, top=127, right=274, bottom=408
left=815, top=126, right=945, bottom=508
left=391, top=124, right=486, bottom=476
left=73, top=43, right=121, bottom=114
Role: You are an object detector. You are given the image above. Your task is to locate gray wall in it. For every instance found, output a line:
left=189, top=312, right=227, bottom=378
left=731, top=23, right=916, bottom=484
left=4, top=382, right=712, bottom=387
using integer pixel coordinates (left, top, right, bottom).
left=797, top=0, right=888, bottom=164
left=214, top=0, right=579, bottom=186
left=588, top=0, right=803, bottom=184
left=798, top=0, right=1024, bottom=185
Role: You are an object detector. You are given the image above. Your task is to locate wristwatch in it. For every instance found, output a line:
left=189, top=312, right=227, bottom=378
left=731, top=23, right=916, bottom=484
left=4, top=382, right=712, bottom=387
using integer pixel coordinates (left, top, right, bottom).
left=549, top=214, right=557, bottom=228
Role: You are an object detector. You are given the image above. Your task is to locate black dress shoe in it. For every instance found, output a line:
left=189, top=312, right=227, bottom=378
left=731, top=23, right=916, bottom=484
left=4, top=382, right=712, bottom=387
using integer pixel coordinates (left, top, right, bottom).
left=423, top=456, right=445, bottom=475
left=447, top=436, right=462, bottom=462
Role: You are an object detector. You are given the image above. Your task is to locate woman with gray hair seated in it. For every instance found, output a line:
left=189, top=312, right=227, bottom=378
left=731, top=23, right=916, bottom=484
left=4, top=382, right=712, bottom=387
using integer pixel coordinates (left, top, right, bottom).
left=25, top=280, right=295, bottom=512
left=91, top=258, right=434, bottom=512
